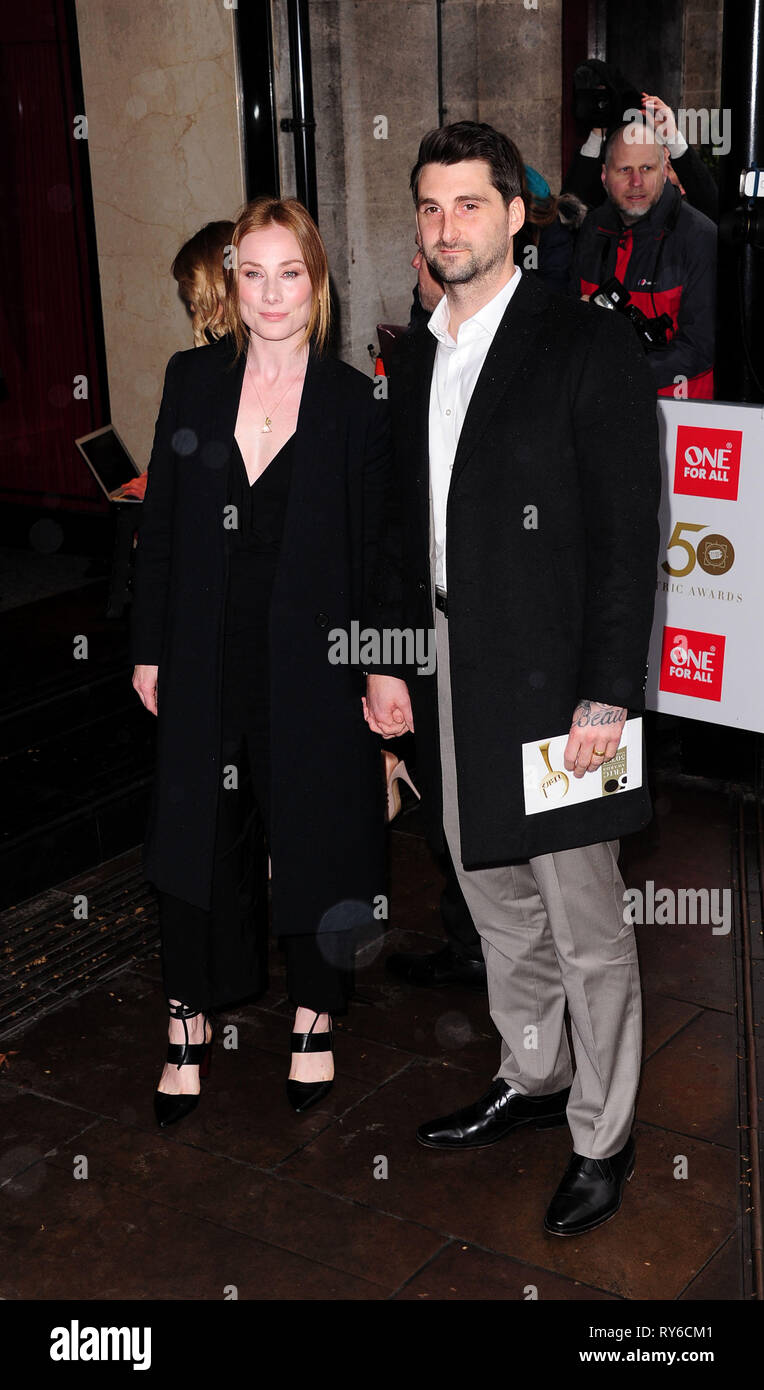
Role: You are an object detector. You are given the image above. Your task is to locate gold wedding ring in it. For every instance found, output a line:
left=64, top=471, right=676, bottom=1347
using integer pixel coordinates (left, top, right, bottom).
left=593, top=748, right=606, bottom=757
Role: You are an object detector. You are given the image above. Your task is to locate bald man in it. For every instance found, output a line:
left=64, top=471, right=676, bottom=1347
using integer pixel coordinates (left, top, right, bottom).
left=572, top=119, right=716, bottom=399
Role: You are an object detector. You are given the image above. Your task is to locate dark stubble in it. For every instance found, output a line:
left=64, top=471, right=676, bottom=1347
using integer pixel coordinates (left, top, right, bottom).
left=426, top=223, right=511, bottom=286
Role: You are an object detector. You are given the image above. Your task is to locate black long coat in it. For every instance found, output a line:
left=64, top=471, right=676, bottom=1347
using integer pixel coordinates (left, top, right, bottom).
left=373, top=272, right=662, bottom=867
left=130, top=333, right=390, bottom=934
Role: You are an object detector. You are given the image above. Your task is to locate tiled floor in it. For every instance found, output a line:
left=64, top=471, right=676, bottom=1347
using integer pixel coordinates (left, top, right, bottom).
left=0, top=786, right=746, bottom=1300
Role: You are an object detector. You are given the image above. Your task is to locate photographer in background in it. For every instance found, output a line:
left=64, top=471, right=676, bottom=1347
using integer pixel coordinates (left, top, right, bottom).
left=563, top=63, right=718, bottom=222
left=563, top=58, right=640, bottom=205
left=571, top=118, right=717, bottom=399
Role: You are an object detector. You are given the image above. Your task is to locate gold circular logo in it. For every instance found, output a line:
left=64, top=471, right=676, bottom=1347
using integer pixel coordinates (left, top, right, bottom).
left=697, top=533, right=734, bottom=575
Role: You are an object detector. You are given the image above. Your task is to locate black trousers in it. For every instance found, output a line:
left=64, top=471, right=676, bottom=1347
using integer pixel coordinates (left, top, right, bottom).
left=158, top=623, right=355, bottom=1016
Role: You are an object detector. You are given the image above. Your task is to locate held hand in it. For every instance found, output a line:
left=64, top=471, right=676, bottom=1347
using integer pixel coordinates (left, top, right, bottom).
left=133, top=664, right=159, bottom=716
left=641, top=93, right=677, bottom=143
left=363, top=674, right=414, bottom=737
left=563, top=699, right=627, bottom=779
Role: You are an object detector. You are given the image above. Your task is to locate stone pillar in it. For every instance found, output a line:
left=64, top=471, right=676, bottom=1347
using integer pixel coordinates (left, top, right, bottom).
left=276, top=0, right=562, bottom=372
left=74, top=0, right=245, bottom=467
left=473, top=0, right=562, bottom=191
left=279, top=0, right=439, bottom=370
left=682, top=0, right=724, bottom=115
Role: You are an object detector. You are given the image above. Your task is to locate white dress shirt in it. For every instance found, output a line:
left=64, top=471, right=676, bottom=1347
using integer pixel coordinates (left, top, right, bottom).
left=427, top=266, right=522, bottom=591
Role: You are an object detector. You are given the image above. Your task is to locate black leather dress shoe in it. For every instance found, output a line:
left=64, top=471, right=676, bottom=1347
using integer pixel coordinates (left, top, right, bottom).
left=386, top=942, right=487, bottom=991
left=417, top=1077, right=570, bottom=1149
left=544, top=1136, right=636, bottom=1236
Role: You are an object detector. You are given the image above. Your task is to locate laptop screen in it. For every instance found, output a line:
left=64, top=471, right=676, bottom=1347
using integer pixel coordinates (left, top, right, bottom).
left=75, top=425, right=140, bottom=497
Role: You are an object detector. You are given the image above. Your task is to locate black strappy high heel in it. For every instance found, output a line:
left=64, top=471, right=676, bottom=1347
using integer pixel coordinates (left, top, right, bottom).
left=286, top=1011, right=334, bottom=1113
left=154, top=1000, right=214, bottom=1129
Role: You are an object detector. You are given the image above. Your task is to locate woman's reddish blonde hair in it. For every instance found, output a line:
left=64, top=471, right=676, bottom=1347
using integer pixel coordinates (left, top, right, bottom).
left=223, top=196, right=331, bottom=361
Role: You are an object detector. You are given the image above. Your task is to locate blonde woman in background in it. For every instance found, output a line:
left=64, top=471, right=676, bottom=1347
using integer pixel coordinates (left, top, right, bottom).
left=117, top=221, right=234, bottom=501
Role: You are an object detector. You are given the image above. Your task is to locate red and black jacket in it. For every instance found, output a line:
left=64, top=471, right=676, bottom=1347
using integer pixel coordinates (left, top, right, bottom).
left=571, top=180, right=717, bottom=398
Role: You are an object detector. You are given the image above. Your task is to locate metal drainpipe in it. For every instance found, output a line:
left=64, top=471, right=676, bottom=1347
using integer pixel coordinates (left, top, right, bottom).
left=281, top=0, right=319, bottom=222
left=716, top=0, right=764, bottom=401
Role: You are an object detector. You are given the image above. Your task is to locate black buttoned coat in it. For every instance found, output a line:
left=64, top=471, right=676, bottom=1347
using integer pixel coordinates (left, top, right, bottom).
left=130, top=333, right=390, bottom=932
left=374, top=272, right=662, bottom=867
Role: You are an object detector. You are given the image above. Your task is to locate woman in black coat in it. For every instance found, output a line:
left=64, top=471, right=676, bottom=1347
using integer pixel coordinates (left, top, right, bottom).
left=131, top=197, right=390, bottom=1125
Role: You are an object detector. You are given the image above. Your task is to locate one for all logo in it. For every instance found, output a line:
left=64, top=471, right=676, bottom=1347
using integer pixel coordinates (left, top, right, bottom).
left=674, top=425, right=742, bottom=501
left=659, top=626, right=726, bottom=702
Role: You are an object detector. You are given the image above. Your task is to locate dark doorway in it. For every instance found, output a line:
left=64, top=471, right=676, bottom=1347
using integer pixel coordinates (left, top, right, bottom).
left=605, top=0, right=684, bottom=114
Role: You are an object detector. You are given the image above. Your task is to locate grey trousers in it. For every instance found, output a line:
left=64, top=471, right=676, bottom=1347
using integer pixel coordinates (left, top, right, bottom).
left=434, top=606, right=642, bottom=1158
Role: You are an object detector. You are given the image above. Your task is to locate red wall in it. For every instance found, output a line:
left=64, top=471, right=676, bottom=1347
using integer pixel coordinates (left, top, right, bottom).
left=0, top=1, right=107, bottom=512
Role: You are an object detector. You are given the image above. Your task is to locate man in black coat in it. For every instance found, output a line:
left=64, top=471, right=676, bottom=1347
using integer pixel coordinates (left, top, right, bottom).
left=365, top=121, right=661, bottom=1236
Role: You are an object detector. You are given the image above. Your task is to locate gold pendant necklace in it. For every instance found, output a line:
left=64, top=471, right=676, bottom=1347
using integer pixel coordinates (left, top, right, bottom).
left=245, top=357, right=304, bottom=433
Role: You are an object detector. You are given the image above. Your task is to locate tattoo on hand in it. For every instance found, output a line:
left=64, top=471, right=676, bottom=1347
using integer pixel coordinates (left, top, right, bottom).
left=572, top=699, right=627, bottom=729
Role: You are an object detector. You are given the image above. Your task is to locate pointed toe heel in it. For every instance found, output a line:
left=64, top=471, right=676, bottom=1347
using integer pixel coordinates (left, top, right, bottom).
left=154, top=1001, right=214, bottom=1129
left=287, top=1012, right=334, bottom=1113
left=383, top=752, right=422, bottom=821
left=154, top=1091, right=200, bottom=1128
left=286, top=1077, right=334, bottom=1113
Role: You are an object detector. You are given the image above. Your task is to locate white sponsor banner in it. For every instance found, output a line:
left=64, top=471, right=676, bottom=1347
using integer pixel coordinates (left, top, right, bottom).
left=645, top=398, right=764, bottom=733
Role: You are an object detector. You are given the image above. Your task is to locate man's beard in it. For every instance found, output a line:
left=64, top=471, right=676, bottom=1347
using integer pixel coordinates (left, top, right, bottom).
left=612, top=187, right=663, bottom=225
left=617, top=202, right=652, bottom=225
left=426, top=229, right=511, bottom=285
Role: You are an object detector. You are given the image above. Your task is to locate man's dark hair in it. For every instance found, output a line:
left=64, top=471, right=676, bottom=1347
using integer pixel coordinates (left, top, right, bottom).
left=409, top=121, right=526, bottom=209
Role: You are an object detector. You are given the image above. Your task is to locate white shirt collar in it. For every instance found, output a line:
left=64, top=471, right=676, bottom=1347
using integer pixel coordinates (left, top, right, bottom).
left=427, top=265, right=522, bottom=347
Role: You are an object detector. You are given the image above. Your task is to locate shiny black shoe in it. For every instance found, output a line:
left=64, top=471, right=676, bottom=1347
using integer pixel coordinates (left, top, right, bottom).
left=286, top=1011, right=334, bottom=1113
left=154, top=1001, right=213, bottom=1129
left=386, top=942, right=487, bottom=991
left=544, top=1136, right=636, bottom=1236
left=417, top=1077, right=570, bottom=1150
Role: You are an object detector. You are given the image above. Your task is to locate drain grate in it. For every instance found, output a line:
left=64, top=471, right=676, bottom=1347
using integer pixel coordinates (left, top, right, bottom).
left=0, top=859, right=159, bottom=1041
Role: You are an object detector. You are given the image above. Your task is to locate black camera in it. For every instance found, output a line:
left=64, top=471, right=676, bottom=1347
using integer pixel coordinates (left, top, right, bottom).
left=572, top=62, right=641, bottom=132
left=591, top=277, right=673, bottom=352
